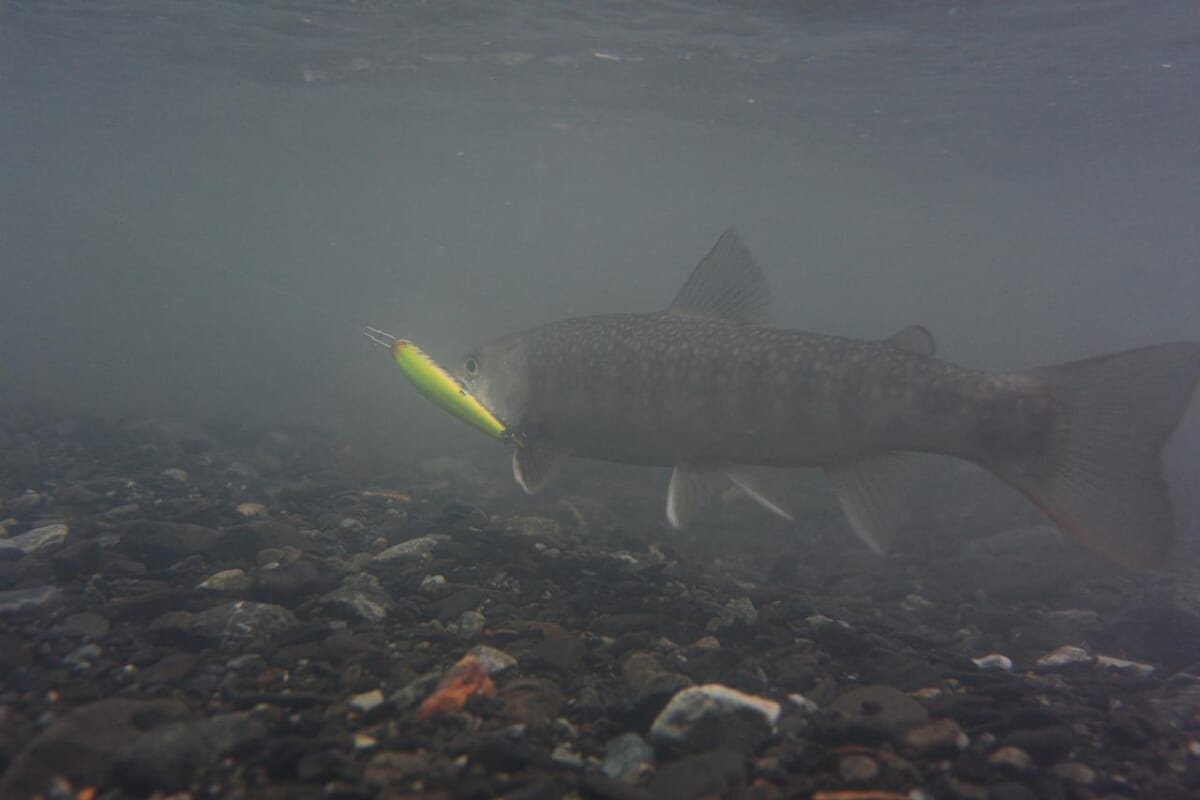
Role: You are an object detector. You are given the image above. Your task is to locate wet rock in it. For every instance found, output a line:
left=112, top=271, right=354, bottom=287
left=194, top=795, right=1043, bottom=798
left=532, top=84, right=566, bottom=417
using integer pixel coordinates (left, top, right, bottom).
left=1035, top=645, right=1093, bottom=670
left=372, top=534, right=448, bottom=563
left=139, top=652, right=198, bottom=687
left=389, top=672, right=441, bottom=713
left=0, top=697, right=190, bottom=798
left=6, top=522, right=68, bottom=556
left=551, top=742, right=585, bottom=768
left=1098, top=594, right=1200, bottom=668
left=161, top=467, right=189, bottom=482
left=0, top=706, right=33, bottom=774
left=826, top=684, right=929, bottom=738
left=117, top=520, right=221, bottom=568
left=115, top=712, right=266, bottom=793
left=316, top=572, right=392, bottom=623
left=417, top=655, right=498, bottom=720
left=0, top=584, right=61, bottom=615
left=198, top=568, right=253, bottom=593
left=650, top=683, right=780, bottom=755
left=903, top=718, right=970, bottom=756
left=603, top=732, right=654, bottom=781
left=989, top=782, right=1038, bottom=800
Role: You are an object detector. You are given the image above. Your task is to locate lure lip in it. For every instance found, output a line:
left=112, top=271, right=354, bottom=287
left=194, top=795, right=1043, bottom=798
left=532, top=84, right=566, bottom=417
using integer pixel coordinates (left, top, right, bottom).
left=367, top=327, right=510, bottom=442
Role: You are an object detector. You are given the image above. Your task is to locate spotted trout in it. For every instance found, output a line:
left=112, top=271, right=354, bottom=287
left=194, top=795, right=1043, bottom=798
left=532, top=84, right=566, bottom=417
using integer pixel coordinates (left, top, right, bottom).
left=457, top=230, right=1200, bottom=566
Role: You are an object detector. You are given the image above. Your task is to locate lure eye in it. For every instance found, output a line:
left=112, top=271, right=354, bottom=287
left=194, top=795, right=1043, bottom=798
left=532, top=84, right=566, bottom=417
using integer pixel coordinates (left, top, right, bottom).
left=464, top=356, right=479, bottom=377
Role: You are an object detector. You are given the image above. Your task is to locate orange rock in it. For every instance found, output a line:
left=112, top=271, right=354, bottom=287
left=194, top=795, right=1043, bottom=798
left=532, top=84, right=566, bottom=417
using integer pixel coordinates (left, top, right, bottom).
left=416, top=655, right=497, bottom=720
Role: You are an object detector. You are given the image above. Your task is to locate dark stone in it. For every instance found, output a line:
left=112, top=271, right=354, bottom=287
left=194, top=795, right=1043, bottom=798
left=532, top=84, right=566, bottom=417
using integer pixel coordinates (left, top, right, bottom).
left=0, top=698, right=191, bottom=798
left=115, top=713, right=266, bottom=793
left=646, top=748, right=745, bottom=800
left=431, top=588, right=486, bottom=621
left=117, top=520, right=222, bottom=568
left=254, top=556, right=339, bottom=604
left=826, top=684, right=929, bottom=739
left=140, top=652, right=198, bottom=687
left=522, top=636, right=585, bottom=675
left=1003, top=726, right=1074, bottom=765
left=1098, top=594, right=1200, bottom=669
left=988, top=782, right=1038, bottom=800
left=56, top=611, right=111, bottom=639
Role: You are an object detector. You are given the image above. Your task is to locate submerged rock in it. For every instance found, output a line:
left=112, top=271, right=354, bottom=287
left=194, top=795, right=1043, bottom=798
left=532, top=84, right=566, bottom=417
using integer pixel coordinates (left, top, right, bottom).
left=6, top=522, right=68, bottom=556
left=650, top=684, right=780, bottom=755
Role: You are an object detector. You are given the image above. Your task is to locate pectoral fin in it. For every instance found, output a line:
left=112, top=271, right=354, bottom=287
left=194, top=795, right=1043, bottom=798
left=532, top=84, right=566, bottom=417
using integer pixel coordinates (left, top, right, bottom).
left=513, top=439, right=563, bottom=494
left=666, top=464, right=729, bottom=528
left=825, top=454, right=919, bottom=553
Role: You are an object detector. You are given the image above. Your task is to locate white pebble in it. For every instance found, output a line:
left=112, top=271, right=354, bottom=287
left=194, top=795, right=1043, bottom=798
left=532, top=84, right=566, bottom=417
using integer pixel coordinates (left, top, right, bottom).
left=972, top=654, right=1014, bottom=671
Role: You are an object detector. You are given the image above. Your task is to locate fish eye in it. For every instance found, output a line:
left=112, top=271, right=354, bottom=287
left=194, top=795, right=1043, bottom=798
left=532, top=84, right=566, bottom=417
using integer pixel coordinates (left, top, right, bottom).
left=464, top=356, right=479, bottom=377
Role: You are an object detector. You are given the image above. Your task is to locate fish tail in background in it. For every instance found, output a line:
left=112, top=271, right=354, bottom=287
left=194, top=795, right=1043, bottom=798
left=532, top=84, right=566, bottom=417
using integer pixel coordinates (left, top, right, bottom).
left=996, top=342, right=1200, bottom=567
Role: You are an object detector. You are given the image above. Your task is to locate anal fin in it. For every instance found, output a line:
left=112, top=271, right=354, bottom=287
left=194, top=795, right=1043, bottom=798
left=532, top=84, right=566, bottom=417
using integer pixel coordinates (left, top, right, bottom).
left=824, top=454, right=919, bottom=553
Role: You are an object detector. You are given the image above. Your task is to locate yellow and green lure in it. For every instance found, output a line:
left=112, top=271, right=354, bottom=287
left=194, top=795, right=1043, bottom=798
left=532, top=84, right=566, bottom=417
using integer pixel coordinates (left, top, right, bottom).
left=365, top=327, right=508, bottom=441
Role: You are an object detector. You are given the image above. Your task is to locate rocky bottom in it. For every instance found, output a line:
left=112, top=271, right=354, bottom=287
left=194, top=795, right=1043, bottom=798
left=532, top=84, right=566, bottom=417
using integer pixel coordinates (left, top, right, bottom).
left=1, top=407, right=1199, bottom=800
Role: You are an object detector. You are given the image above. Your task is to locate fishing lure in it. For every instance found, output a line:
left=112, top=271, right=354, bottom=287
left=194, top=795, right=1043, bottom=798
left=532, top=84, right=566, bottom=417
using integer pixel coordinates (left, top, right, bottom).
left=365, top=327, right=508, bottom=441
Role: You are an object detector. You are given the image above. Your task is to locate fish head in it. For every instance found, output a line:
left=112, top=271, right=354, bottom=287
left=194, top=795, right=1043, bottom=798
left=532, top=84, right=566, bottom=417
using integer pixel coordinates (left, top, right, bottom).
left=460, top=333, right=531, bottom=430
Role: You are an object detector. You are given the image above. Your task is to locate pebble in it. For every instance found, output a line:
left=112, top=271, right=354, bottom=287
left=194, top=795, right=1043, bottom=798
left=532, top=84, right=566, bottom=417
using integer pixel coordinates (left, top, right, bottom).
left=419, top=574, right=448, bottom=594
left=1035, top=645, right=1094, bottom=670
left=0, top=584, right=62, bottom=615
left=317, top=572, right=392, bottom=623
left=650, top=683, right=780, bottom=755
left=348, top=689, right=386, bottom=713
left=197, top=568, right=253, bottom=593
left=6, top=522, right=68, bottom=555
left=372, top=534, right=448, bottom=563
left=1051, top=761, right=1096, bottom=785
left=972, top=653, right=1014, bottom=671
left=838, top=753, right=880, bottom=783
left=469, top=644, right=518, bottom=675
left=903, top=718, right=970, bottom=756
left=787, top=693, right=819, bottom=714
left=451, top=610, right=487, bottom=640
left=1096, top=654, right=1155, bottom=677
left=236, top=502, right=269, bottom=518
left=707, top=595, right=758, bottom=632
left=988, top=746, right=1034, bottom=771
left=550, top=742, right=584, bottom=768
left=161, top=468, right=189, bottom=482
left=603, top=732, right=655, bottom=781
left=191, top=601, right=297, bottom=646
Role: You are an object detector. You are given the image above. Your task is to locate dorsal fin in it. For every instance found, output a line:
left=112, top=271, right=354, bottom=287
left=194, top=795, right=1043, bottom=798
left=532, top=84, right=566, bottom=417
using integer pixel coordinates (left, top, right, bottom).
left=888, top=324, right=936, bottom=357
left=667, top=229, right=772, bottom=325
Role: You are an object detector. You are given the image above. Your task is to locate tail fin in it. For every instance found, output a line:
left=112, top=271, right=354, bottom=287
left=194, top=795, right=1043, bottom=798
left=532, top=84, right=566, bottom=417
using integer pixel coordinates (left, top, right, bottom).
left=1000, top=343, right=1200, bottom=567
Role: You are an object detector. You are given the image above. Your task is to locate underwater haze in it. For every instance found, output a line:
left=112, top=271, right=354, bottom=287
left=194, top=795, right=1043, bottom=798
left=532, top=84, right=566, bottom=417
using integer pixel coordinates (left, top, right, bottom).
left=4, top=1, right=1198, bottom=449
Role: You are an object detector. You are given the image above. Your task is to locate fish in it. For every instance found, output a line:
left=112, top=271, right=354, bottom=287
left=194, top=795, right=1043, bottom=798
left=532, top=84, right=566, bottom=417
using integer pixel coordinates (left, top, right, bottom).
left=457, top=229, right=1200, bottom=567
